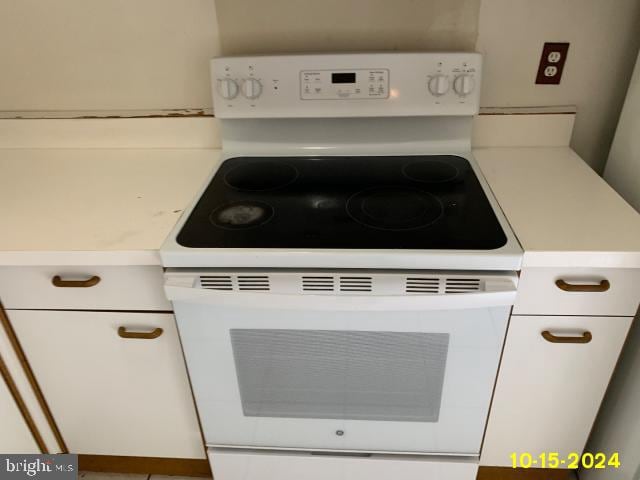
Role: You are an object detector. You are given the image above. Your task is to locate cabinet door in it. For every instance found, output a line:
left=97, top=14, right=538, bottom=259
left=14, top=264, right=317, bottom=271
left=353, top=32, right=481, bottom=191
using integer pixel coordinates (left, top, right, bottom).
left=0, top=367, right=40, bottom=453
left=481, top=315, right=633, bottom=467
left=9, top=310, right=205, bottom=459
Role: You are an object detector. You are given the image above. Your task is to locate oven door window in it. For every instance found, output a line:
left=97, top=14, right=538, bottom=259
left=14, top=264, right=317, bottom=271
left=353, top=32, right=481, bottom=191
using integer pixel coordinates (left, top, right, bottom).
left=231, top=329, right=449, bottom=422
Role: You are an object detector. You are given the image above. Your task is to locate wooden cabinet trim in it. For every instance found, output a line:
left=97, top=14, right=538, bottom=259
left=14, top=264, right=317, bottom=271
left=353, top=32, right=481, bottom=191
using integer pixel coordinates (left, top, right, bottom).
left=78, top=455, right=211, bottom=477
left=0, top=352, right=47, bottom=452
left=76, top=456, right=572, bottom=479
left=477, top=466, right=574, bottom=479
left=0, top=304, right=68, bottom=452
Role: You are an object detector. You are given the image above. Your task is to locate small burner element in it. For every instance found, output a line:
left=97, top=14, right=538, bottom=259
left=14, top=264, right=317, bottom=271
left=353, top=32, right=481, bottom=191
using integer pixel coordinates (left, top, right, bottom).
left=225, top=161, right=298, bottom=191
left=210, top=201, right=274, bottom=230
left=403, top=159, right=460, bottom=183
left=346, top=187, right=444, bottom=231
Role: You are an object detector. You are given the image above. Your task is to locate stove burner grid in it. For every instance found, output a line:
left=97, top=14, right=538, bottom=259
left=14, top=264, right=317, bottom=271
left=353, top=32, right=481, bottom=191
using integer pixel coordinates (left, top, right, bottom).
left=402, top=159, right=460, bottom=184
left=346, top=186, right=444, bottom=231
left=224, top=161, right=299, bottom=191
left=210, top=201, right=274, bottom=230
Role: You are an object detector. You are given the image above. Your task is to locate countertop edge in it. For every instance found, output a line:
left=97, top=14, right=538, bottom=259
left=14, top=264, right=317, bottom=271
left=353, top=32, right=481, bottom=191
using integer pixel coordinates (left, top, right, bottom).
left=522, top=251, right=640, bottom=270
left=0, top=250, right=162, bottom=267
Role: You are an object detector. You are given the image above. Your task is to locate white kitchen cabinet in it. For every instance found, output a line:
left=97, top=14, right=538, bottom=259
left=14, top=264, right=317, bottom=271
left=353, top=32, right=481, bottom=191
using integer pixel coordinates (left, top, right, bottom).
left=0, top=265, right=171, bottom=311
left=8, top=310, right=205, bottom=459
left=513, top=267, right=640, bottom=317
left=0, top=369, right=40, bottom=453
left=481, top=315, right=633, bottom=466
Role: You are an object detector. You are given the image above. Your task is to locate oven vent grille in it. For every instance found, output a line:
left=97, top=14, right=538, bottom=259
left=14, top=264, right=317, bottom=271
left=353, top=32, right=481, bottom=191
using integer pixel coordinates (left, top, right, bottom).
left=339, top=276, right=372, bottom=292
left=199, top=275, right=233, bottom=291
left=195, top=273, right=487, bottom=295
left=199, top=275, right=271, bottom=291
left=302, top=276, right=335, bottom=292
left=405, top=277, right=440, bottom=294
left=445, top=278, right=481, bottom=293
left=237, top=275, right=271, bottom=291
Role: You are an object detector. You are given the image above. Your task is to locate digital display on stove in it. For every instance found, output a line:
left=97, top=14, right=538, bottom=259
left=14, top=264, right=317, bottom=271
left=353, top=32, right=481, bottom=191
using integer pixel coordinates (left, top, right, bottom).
left=332, top=72, right=356, bottom=84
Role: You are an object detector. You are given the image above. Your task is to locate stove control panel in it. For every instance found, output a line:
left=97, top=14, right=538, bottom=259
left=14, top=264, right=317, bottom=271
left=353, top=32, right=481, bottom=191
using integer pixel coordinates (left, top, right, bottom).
left=211, top=52, right=481, bottom=118
left=300, top=69, right=389, bottom=100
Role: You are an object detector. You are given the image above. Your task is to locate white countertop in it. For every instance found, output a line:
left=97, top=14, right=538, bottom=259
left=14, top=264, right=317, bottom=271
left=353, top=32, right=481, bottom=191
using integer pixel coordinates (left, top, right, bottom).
left=0, top=145, right=639, bottom=268
left=0, top=148, right=220, bottom=265
left=475, top=147, right=640, bottom=268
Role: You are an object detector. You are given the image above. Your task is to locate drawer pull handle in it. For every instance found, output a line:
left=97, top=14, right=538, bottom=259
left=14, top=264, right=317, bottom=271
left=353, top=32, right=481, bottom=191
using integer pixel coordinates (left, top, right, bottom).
left=555, top=279, right=610, bottom=292
left=541, top=330, right=593, bottom=344
left=52, top=275, right=101, bottom=288
left=117, top=327, right=163, bottom=340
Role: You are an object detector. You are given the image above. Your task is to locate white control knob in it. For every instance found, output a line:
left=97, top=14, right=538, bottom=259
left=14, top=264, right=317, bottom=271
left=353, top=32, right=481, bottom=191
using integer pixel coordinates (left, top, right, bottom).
left=217, top=78, right=239, bottom=100
left=428, top=75, right=450, bottom=96
left=241, top=78, right=263, bottom=99
left=453, top=74, right=475, bottom=97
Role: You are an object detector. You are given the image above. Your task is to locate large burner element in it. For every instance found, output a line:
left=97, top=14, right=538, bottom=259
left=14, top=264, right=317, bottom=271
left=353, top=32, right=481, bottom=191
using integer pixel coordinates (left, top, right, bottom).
left=225, top=162, right=298, bottom=191
left=347, top=187, right=443, bottom=231
left=403, top=159, right=460, bottom=183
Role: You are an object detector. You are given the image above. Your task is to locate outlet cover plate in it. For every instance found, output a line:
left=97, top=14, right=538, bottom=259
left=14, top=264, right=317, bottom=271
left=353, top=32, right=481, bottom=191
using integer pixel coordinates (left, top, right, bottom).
left=536, top=42, right=569, bottom=85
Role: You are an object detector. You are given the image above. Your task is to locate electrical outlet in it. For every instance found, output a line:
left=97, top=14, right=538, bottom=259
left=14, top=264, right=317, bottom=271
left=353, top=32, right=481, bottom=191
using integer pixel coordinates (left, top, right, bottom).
left=536, top=42, right=569, bottom=85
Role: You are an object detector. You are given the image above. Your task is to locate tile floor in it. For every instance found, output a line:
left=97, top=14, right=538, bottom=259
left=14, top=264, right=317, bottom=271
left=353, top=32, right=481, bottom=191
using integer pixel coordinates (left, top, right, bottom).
left=79, top=473, right=211, bottom=480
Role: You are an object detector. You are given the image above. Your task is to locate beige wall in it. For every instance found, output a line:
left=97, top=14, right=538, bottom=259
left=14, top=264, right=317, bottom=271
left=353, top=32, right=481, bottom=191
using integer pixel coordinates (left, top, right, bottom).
left=215, top=0, right=480, bottom=54
left=604, top=50, right=640, bottom=211
left=0, top=0, right=220, bottom=111
left=1, top=0, right=640, bottom=170
left=477, top=0, right=640, bottom=170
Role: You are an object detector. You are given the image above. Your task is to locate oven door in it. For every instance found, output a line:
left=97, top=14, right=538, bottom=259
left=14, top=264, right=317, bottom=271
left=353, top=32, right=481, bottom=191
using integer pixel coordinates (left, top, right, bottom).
left=167, top=277, right=514, bottom=455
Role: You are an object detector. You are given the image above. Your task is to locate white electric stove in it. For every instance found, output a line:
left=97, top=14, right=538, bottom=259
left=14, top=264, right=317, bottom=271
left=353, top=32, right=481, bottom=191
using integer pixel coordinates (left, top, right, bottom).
left=161, top=52, right=523, bottom=480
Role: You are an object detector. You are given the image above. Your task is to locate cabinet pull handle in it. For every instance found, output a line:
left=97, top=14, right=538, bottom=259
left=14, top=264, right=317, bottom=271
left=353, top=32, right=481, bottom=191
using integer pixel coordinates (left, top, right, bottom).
left=541, top=330, right=592, bottom=344
left=117, top=327, right=163, bottom=340
left=555, top=279, right=610, bottom=292
left=52, top=275, right=101, bottom=288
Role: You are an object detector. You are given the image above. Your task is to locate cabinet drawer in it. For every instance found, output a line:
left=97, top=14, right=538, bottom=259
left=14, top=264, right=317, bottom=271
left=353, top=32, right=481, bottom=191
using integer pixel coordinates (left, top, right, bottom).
left=8, top=310, right=205, bottom=458
left=209, top=448, right=478, bottom=480
left=0, top=266, right=171, bottom=311
left=514, top=267, right=640, bottom=316
left=481, top=315, right=633, bottom=466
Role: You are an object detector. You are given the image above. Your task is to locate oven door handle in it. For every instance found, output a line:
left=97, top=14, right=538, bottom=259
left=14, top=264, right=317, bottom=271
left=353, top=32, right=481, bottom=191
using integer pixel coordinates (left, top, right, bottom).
left=164, top=284, right=517, bottom=311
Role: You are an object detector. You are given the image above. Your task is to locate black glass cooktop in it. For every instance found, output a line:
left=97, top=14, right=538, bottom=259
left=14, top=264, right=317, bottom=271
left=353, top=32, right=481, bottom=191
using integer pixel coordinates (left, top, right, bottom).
left=177, top=155, right=508, bottom=250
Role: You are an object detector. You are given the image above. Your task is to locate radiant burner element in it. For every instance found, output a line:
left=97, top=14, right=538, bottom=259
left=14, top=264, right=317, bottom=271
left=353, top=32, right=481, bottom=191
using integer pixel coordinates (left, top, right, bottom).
left=210, top=201, right=274, bottom=229
left=347, top=187, right=444, bottom=231
left=403, top=159, right=460, bottom=183
left=225, top=162, right=298, bottom=191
